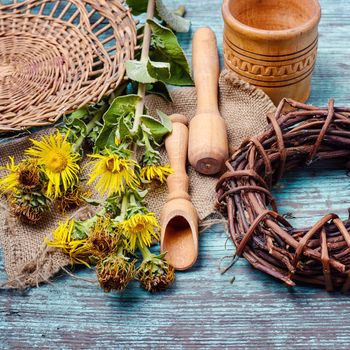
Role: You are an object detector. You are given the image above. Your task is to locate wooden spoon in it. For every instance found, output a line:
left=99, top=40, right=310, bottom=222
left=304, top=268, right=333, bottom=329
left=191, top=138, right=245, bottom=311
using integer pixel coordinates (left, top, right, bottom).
left=160, top=114, right=198, bottom=271
left=188, top=27, right=229, bottom=175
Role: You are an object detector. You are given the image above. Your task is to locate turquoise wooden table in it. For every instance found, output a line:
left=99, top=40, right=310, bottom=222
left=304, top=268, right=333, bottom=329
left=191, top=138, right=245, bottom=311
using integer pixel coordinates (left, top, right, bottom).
left=1, top=0, right=350, bottom=348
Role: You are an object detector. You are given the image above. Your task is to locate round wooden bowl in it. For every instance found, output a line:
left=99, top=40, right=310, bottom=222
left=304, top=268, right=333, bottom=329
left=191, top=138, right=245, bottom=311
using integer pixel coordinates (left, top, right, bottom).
left=222, top=0, right=321, bottom=106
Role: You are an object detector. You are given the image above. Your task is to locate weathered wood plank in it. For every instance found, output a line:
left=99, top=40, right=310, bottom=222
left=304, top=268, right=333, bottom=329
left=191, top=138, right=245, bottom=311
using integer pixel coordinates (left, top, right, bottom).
left=1, top=0, right=350, bottom=349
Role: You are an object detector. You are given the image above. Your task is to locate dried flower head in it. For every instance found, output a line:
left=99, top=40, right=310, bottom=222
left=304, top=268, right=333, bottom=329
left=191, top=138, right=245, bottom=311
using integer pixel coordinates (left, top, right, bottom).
left=87, top=150, right=139, bottom=196
left=88, top=216, right=118, bottom=258
left=25, top=131, right=80, bottom=198
left=55, top=186, right=91, bottom=213
left=10, top=189, right=50, bottom=224
left=17, top=159, right=41, bottom=189
left=12, top=203, right=43, bottom=225
left=138, top=252, right=175, bottom=292
left=96, top=253, right=136, bottom=292
left=117, top=212, right=159, bottom=252
left=140, top=164, right=173, bottom=184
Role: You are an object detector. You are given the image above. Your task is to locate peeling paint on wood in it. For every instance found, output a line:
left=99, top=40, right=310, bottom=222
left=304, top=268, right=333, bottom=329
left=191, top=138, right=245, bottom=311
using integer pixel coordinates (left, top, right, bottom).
left=1, top=0, right=350, bottom=349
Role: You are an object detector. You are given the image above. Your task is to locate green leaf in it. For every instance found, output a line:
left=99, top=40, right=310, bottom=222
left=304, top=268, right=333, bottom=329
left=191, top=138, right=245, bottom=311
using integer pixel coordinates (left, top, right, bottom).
left=148, top=19, right=193, bottom=86
left=133, top=188, right=149, bottom=201
left=141, top=115, right=171, bottom=143
left=70, top=107, right=89, bottom=120
left=126, top=59, right=171, bottom=84
left=119, top=116, right=133, bottom=141
left=106, top=95, right=141, bottom=118
left=157, top=110, right=172, bottom=133
left=147, top=59, right=171, bottom=81
left=96, top=95, right=141, bottom=149
left=146, top=81, right=172, bottom=102
left=88, top=122, right=103, bottom=144
left=72, top=221, right=90, bottom=240
left=126, top=0, right=161, bottom=19
left=105, top=194, right=123, bottom=217
left=155, top=0, right=191, bottom=33
left=69, top=119, right=87, bottom=136
left=96, top=127, right=117, bottom=150
left=125, top=0, right=148, bottom=16
left=125, top=60, right=157, bottom=84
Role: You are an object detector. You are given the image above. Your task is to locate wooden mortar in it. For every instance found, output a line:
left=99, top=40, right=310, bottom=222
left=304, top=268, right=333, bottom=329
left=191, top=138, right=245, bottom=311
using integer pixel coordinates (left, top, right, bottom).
left=188, top=27, right=229, bottom=175
left=222, top=0, right=321, bottom=105
left=161, top=114, right=198, bottom=271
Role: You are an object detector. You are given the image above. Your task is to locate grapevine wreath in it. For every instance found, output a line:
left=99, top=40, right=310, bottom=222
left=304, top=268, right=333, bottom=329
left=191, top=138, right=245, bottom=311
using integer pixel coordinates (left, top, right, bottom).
left=216, top=98, right=350, bottom=292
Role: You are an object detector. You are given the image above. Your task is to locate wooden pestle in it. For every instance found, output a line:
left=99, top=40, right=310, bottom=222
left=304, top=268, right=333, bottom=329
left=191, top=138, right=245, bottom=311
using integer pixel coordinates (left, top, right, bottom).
left=188, top=27, right=229, bottom=175
left=160, top=114, right=198, bottom=271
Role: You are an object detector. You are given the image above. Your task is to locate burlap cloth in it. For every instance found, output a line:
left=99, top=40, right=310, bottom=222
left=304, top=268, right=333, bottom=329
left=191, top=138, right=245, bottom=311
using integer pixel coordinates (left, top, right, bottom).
left=0, top=70, right=275, bottom=288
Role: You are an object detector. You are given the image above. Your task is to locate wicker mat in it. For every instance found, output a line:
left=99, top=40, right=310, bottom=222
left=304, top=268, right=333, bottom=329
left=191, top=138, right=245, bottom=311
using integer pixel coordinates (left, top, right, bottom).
left=0, top=70, right=275, bottom=288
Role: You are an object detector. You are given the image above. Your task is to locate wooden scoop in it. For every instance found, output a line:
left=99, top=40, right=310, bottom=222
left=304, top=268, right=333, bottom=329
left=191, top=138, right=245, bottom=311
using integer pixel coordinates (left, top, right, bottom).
left=188, top=27, right=229, bottom=175
left=161, top=114, right=198, bottom=271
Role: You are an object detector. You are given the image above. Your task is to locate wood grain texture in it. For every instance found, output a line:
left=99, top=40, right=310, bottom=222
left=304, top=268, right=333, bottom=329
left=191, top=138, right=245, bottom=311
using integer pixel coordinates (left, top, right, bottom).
left=222, top=0, right=321, bottom=105
left=161, top=114, right=199, bottom=271
left=189, top=27, right=229, bottom=175
left=1, top=0, right=350, bottom=349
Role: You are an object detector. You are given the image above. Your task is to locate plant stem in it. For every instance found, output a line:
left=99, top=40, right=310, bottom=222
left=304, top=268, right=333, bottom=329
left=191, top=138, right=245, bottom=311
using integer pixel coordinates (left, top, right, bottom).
left=132, top=0, right=155, bottom=134
left=143, top=131, right=152, bottom=149
left=72, top=81, right=126, bottom=153
left=120, top=194, right=129, bottom=219
left=138, top=243, right=152, bottom=260
left=131, top=194, right=138, bottom=206
left=72, top=104, right=108, bottom=153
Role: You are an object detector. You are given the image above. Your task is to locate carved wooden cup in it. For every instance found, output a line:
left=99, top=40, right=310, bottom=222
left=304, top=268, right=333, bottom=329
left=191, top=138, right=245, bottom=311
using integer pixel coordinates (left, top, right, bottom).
left=222, top=0, right=321, bottom=105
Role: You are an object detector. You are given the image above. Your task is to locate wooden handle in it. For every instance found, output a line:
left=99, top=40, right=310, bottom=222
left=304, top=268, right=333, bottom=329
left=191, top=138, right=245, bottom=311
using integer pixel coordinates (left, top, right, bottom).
left=188, top=28, right=229, bottom=175
left=165, top=114, right=190, bottom=202
left=193, top=27, right=220, bottom=115
left=161, top=113, right=198, bottom=271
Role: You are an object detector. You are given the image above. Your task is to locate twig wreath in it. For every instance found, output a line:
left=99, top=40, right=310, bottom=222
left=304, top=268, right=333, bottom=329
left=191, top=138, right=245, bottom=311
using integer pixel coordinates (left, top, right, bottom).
left=216, top=98, right=350, bottom=292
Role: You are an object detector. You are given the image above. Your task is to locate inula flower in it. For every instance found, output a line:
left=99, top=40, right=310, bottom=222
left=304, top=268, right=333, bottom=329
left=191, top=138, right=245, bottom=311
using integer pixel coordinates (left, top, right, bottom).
left=55, top=186, right=91, bottom=213
left=0, top=157, right=42, bottom=194
left=138, top=251, right=175, bottom=292
left=140, top=164, right=173, bottom=184
left=1, top=157, right=49, bottom=223
left=117, top=212, right=159, bottom=252
left=17, top=159, right=41, bottom=189
left=45, top=219, right=91, bottom=266
left=96, top=252, right=136, bottom=292
left=87, top=150, right=139, bottom=196
left=25, top=131, right=80, bottom=198
left=88, top=216, right=119, bottom=258
left=11, top=189, right=50, bottom=224
left=0, top=157, right=19, bottom=194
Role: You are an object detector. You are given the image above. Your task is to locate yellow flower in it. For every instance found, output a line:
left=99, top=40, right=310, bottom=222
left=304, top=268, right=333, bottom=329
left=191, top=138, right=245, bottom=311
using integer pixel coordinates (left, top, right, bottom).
left=25, top=131, right=80, bottom=198
left=140, top=164, right=173, bottom=184
left=87, top=150, right=139, bottom=196
left=0, top=157, right=43, bottom=195
left=45, top=220, right=91, bottom=267
left=117, top=212, right=159, bottom=251
left=0, top=157, right=19, bottom=194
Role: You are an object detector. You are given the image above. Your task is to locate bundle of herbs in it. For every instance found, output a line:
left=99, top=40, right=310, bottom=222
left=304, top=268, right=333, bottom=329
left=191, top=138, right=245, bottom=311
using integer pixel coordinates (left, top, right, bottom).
left=0, top=0, right=192, bottom=292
